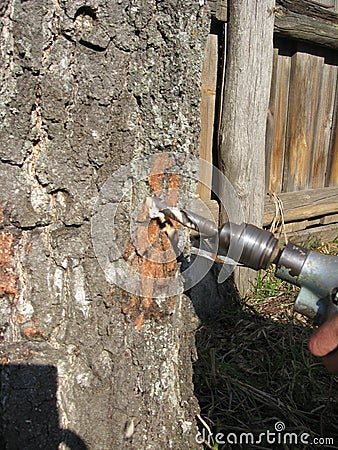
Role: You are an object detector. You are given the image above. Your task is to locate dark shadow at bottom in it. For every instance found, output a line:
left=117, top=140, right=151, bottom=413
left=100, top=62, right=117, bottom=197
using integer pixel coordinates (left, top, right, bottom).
left=0, top=364, right=87, bottom=450
left=190, top=274, right=338, bottom=449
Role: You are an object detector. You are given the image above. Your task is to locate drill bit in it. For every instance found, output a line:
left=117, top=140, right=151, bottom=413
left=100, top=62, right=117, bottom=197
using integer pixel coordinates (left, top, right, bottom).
left=146, top=196, right=218, bottom=237
left=145, top=196, right=244, bottom=266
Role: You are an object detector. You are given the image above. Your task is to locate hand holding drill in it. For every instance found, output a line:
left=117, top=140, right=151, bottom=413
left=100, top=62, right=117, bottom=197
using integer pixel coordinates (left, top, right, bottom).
left=309, top=315, right=338, bottom=373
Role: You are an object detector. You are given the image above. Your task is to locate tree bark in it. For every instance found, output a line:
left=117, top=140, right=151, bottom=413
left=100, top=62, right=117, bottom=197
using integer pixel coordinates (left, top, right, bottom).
left=218, top=0, right=275, bottom=295
left=0, top=1, right=209, bottom=448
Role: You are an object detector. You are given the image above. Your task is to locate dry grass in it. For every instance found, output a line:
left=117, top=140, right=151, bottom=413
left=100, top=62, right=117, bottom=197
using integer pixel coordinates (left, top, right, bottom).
left=193, top=239, right=338, bottom=449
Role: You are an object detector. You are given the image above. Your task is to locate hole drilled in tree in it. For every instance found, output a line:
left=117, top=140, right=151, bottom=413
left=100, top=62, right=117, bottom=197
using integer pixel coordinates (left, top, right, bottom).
left=74, top=5, right=97, bottom=21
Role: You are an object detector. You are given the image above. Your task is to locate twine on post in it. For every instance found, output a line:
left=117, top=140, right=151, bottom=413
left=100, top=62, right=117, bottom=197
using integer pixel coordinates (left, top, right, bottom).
left=268, top=192, right=288, bottom=244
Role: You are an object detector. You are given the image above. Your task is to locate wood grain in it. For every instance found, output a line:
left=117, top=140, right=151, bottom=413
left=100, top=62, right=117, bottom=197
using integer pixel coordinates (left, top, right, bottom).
left=288, top=223, right=338, bottom=242
left=275, top=0, right=338, bottom=49
left=264, top=186, right=338, bottom=225
left=219, top=0, right=275, bottom=294
left=311, top=63, right=337, bottom=188
left=283, top=50, right=322, bottom=191
left=198, top=34, right=218, bottom=200
left=266, top=49, right=291, bottom=193
left=207, top=0, right=228, bottom=22
left=327, top=80, right=338, bottom=186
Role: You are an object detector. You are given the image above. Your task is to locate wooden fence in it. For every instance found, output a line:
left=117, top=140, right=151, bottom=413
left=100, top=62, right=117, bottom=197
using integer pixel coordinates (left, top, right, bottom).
left=266, top=40, right=337, bottom=193
left=201, top=0, right=338, bottom=244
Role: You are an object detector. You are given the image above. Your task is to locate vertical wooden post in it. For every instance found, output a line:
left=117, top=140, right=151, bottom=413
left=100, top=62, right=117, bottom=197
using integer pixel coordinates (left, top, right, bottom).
left=218, top=0, right=275, bottom=295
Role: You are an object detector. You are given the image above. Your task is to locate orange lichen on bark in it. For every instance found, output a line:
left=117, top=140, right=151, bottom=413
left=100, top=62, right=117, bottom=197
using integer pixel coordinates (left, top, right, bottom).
left=147, top=153, right=170, bottom=194
left=123, top=155, right=182, bottom=331
left=134, top=311, right=144, bottom=332
left=148, top=173, right=164, bottom=196
left=137, top=199, right=151, bottom=222
left=160, top=233, right=177, bottom=270
left=0, top=230, right=18, bottom=297
left=169, top=297, right=175, bottom=311
left=142, top=297, right=152, bottom=309
left=123, top=240, right=136, bottom=259
left=26, top=242, right=33, bottom=254
left=166, top=173, right=180, bottom=206
left=122, top=296, right=137, bottom=314
left=147, top=219, right=160, bottom=245
left=135, top=220, right=160, bottom=257
left=21, top=326, right=44, bottom=339
left=17, top=313, right=24, bottom=324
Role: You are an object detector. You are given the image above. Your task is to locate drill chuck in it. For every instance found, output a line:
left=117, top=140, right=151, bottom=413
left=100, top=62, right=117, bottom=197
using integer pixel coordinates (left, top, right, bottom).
left=219, top=222, right=280, bottom=270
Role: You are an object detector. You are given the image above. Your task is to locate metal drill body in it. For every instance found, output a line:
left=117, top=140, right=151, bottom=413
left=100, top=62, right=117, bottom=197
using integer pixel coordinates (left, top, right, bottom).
left=148, top=196, right=338, bottom=323
left=219, top=222, right=338, bottom=323
left=218, top=222, right=281, bottom=270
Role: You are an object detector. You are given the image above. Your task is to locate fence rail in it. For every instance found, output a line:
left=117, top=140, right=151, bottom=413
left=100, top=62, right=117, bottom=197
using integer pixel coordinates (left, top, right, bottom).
left=274, top=0, right=338, bottom=50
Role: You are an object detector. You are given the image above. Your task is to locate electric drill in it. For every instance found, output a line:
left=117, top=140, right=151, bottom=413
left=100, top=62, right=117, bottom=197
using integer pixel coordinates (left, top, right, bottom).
left=148, top=196, right=338, bottom=324
left=218, top=221, right=338, bottom=324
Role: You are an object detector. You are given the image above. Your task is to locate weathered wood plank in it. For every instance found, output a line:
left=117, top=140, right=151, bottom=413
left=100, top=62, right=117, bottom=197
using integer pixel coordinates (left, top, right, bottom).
left=266, top=49, right=291, bottom=193
left=305, top=0, right=338, bottom=12
left=219, top=0, right=275, bottom=294
left=311, top=63, right=337, bottom=188
left=288, top=223, right=338, bottom=242
left=265, top=49, right=277, bottom=192
left=265, top=49, right=278, bottom=193
left=264, top=186, right=338, bottom=225
left=283, top=50, right=323, bottom=191
left=212, top=0, right=338, bottom=20
left=328, top=128, right=338, bottom=185
left=321, top=213, right=338, bottom=224
left=207, top=0, right=228, bottom=22
left=305, top=0, right=337, bottom=10
left=272, top=214, right=338, bottom=236
left=198, top=34, right=218, bottom=200
left=327, top=80, right=338, bottom=186
left=208, top=23, right=227, bottom=200
left=275, top=0, right=338, bottom=50
left=284, top=217, right=321, bottom=233
left=216, top=0, right=227, bottom=22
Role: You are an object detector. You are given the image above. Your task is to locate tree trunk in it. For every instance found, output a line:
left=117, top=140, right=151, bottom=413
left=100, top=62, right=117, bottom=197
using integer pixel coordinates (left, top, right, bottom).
left=218, top=0, right=275, bottom=295
left=0, top=1, right=209, bottom=448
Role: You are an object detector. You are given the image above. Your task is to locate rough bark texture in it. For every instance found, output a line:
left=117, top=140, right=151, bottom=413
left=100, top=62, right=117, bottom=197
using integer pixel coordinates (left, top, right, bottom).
left=0, top=1, right=209, bottom=448
left=218, top=0, right=275, bottom=295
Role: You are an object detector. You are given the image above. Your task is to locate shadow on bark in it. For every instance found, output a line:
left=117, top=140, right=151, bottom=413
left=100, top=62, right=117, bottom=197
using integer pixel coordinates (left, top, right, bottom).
left=0, top=364, right=87, bottom=450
